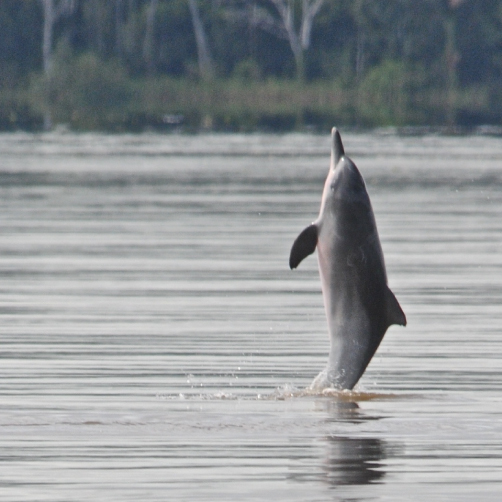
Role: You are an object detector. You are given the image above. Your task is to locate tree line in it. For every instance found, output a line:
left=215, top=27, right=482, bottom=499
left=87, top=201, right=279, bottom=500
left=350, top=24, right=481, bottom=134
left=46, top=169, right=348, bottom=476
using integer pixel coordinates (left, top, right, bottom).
left=2, top=0, right=502, bottom=131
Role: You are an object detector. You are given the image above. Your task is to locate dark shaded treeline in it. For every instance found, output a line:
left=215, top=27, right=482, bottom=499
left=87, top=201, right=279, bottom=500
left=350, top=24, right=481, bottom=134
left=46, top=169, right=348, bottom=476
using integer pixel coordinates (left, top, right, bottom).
left=2, top=0, right=502, bottom=131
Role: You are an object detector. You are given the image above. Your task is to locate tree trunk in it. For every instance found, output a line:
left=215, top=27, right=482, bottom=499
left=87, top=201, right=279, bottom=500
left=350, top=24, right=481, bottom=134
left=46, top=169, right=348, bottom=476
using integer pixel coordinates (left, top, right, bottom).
left=444, top=15, right=459, bottom=126
left=143, top=0, right=158, bottom=75
left=115, top=0, right=124, bottom=56
left=299, top=0, right=324, bottom=50
left=41, top=0, right=54, bottom=75
left=270, top=0, right=323, bottom=82
left=41, top=0, right=55, bottom=130
left=355, top=28, right=365, bottom=80
left=188, top=0, right=214, bottom=80
left=40, top=0, right=76, bottom=130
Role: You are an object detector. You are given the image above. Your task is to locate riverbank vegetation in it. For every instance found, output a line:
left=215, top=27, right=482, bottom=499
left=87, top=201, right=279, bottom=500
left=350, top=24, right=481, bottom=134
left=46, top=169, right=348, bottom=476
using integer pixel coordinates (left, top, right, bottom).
left=1, top=0, right=502, bottom=132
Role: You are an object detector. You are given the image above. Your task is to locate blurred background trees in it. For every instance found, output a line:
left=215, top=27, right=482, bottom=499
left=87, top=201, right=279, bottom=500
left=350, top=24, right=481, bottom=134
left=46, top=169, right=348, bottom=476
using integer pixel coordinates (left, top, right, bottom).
left=1, top=0, right=502, bottom=131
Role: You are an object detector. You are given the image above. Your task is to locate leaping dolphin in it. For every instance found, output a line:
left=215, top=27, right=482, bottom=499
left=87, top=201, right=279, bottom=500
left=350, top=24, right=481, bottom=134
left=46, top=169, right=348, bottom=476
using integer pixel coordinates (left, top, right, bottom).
left=289, top=128, right=406, bottom=390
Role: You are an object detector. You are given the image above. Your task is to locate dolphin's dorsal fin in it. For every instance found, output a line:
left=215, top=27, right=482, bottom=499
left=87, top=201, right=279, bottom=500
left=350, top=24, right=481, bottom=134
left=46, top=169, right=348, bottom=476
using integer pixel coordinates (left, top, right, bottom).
left=384, top=286, right=407, bottom=327
left=331, top=127, right=345, bottom=166
left=289, top=224, right=318, bottom=269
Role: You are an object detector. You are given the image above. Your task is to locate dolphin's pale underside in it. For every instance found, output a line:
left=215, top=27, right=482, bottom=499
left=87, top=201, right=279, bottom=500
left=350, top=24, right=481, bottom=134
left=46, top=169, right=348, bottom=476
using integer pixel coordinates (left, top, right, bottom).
left=289, top=128, right=406, bottom=390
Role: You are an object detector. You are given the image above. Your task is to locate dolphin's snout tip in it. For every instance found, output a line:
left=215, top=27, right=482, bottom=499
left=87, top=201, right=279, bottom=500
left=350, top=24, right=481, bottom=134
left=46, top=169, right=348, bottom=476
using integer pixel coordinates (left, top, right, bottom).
left=331, top=127, right=345, bottom=164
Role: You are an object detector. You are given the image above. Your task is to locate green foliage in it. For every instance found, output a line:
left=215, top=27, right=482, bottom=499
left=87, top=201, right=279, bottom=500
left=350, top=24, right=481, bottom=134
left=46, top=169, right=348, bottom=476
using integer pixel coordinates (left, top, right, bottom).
left=231, top=59, right=262, bottom=82
left=138, top=76, right=360, bottom=131
left=1, top=0, right=502, bottom=130
left=30, top=49, right=135, bottom=130
left=357, top=60, right=413, bottom=126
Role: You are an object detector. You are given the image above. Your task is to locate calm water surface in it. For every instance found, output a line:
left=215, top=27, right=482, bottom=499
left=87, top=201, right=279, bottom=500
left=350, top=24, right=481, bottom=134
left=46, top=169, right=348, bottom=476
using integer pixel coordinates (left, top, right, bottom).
left=1, top=131, right=502, bottom=501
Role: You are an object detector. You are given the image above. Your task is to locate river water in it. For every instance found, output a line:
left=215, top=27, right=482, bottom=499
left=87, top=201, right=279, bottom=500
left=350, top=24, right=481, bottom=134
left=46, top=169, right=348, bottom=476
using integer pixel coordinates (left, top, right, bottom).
left=0, top=131, right=501, bottom=501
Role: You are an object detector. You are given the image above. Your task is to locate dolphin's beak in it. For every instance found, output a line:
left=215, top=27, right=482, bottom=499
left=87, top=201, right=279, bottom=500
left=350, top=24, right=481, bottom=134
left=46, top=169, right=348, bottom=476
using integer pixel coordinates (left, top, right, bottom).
left=331, top=127, right=345, bottom=169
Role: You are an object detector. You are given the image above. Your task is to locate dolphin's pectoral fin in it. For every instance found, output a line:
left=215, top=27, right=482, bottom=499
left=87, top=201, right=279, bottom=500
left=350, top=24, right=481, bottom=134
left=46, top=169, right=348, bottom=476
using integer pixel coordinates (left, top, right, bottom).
left=289, top=224, right=318, bottom=269
left=384, top=286, right=407, bottom=327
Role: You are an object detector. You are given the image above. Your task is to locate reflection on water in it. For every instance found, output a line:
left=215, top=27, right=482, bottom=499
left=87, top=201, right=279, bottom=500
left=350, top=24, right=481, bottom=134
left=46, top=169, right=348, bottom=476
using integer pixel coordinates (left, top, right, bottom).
left=1, top=132, right=502, bottom=501
left=289, top=401, right=391, bottom=488
left=322, top=435, right=387, bottom=486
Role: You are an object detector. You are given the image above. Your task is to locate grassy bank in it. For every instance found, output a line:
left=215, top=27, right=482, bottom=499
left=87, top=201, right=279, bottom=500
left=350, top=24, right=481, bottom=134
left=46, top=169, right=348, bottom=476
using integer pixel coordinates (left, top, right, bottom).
left=0, top=54, right=496, bottom=132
